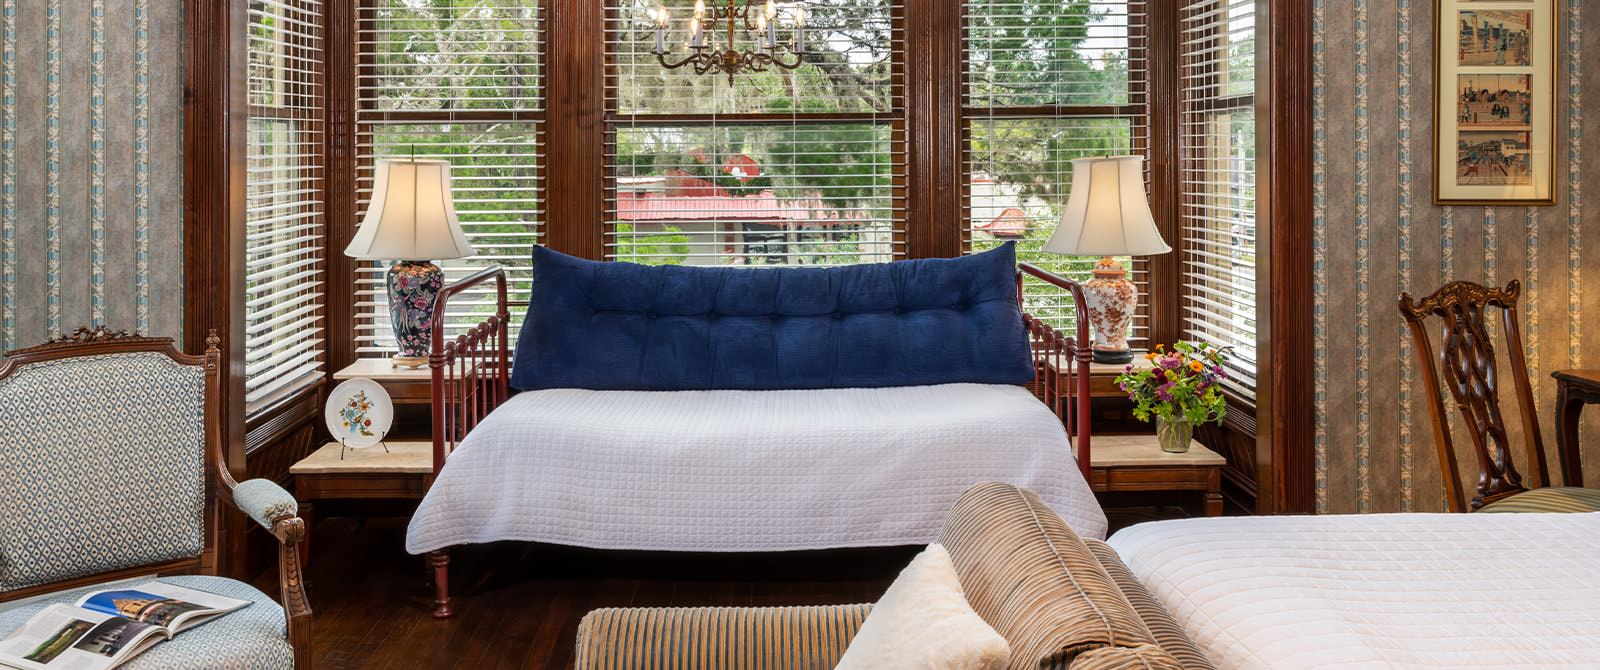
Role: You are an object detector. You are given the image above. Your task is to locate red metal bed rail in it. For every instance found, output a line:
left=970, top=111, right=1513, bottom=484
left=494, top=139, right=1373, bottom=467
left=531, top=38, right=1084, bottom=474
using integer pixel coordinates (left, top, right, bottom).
left=428, top=266, right=513, bottom=480
left=1018, top=262, right=1094, bottom=481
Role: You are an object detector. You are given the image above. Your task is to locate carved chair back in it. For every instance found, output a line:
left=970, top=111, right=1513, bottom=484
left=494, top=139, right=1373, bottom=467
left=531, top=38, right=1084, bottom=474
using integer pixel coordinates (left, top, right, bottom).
left=0, top=329, right=223, bottom=602
left=1399, top=281, right=1549, bottom=512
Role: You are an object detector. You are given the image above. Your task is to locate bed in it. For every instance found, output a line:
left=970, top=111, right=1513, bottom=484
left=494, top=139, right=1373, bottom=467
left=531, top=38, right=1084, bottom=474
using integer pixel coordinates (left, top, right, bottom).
left=405, top=383, right=1106, bottom=555
left=1107, top=512, right=1600, bottom=669
left=410, top=244, right=1104, bottom=617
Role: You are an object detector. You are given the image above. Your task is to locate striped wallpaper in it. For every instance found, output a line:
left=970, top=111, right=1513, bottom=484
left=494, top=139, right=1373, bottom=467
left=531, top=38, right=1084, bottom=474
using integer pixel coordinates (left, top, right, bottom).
left=1313, top=0, right=1600, bottom=513
left=0, top=0, right=183, bottom=353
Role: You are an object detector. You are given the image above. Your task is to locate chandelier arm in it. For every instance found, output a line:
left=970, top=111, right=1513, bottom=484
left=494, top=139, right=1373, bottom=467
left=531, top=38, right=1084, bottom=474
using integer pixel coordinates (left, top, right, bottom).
left=656, top=51, right=707, bottom=70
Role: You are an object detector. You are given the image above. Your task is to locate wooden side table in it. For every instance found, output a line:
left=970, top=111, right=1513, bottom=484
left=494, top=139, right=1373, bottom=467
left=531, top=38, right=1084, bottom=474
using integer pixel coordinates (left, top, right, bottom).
left=289, top=440, right=435, bottom=564
left=1089, top=434, right=1227, bottom=517
left=334, top=358, right=437, bottom=405
left=1553, top=369, right=1599, bottom=488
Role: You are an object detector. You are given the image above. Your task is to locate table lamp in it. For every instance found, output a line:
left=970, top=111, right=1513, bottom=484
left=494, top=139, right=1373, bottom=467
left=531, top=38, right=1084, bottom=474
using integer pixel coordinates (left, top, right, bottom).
left=345, top=159, right=476, bottom=368
left=1043, top=155, right=1171, bottom=364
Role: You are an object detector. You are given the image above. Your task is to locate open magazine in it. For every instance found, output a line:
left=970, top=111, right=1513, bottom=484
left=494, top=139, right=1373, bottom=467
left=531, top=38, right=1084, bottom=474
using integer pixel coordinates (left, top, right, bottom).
left=0, top=582, right=249, bottom=670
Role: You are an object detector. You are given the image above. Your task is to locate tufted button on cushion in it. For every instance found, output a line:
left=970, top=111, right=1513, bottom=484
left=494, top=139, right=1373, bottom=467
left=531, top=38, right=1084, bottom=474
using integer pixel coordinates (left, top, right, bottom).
left=511, top=244, right=1034, bottom=391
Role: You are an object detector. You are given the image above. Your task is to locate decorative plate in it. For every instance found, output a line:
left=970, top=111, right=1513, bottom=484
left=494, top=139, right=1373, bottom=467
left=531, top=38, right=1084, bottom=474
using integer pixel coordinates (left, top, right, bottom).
left=325, top=378, right=394, bottom=449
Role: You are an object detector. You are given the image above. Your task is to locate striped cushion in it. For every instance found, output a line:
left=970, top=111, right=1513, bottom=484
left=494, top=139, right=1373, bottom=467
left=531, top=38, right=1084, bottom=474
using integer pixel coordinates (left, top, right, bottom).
left=1085, top=540, right=1216, bottom=670
left=1068, top=644, right=1185, bottom=670
left=574, top=604, right=872, bottom=670
left=939, top=482, right=1158, bottom=668
left=1477, top=487, right=1600, bottom=514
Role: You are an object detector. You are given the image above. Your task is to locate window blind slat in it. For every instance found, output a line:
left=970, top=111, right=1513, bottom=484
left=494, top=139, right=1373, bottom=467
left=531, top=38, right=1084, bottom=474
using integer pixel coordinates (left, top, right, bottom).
left=354, top=0, right=546, bottom=353
left=963, top=0, right=1150, bottom=339
left=603, top=1, right=904, bottom=269
left=1180, top=0, right=1258, bottom=401
left=245, top=0, right=326, bottom=413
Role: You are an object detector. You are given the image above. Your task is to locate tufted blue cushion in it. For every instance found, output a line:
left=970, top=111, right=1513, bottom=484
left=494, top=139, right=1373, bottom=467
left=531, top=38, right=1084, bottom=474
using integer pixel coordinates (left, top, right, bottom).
left=511, top=245, right=1034, bottom=391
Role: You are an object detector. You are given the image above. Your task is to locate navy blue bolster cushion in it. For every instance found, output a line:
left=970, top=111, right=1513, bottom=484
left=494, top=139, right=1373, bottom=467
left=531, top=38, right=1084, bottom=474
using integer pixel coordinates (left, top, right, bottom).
left=510, top=244, right=1034, bottom=391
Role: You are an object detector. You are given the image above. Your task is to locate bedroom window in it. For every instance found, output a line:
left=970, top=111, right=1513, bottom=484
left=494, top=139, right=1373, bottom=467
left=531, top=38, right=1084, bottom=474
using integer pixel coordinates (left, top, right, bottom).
left=1178, top=0, right=1258, bottom=399
left=245, top=0, right=327, bottom=411
left=963, top=0, right=1150, bottom=338
left=603, top=0, right=904, bottom=267
left=352, top=0, right=545, bottom=354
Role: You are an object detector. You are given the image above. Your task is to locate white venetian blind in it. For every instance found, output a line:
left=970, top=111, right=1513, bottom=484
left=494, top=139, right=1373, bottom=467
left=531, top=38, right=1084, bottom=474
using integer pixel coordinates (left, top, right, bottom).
left=1179, top=0, right=1257, bottom=397
left=246, top=0, right=326, bottom=411
left=353, top=0, right=545, bottom=354
left=603, top=0, right=904, bottom=267
left=963, top=0, right=1150, bottom=338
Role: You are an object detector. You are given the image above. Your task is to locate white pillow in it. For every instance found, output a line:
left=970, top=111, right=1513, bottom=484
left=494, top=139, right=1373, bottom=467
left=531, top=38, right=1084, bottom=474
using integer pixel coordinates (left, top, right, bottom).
left=835, top=544, right=1010, bottom=670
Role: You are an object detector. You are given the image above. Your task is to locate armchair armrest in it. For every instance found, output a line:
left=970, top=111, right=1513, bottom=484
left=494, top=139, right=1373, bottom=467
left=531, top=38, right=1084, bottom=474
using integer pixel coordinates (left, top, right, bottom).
left=575, top=604, right=873, bottom=670
left=218, top=474, right=311, bottom=667
left=231, top=478, right=299, bottom=537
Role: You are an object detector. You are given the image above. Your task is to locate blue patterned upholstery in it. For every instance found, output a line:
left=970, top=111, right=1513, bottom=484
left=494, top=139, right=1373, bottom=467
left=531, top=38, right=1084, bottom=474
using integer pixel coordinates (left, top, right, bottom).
left=0, top=353, right=207, bottom=593
left=233, top=479, right=298, bottom=531
left=0, top=575, right=292, bottom=670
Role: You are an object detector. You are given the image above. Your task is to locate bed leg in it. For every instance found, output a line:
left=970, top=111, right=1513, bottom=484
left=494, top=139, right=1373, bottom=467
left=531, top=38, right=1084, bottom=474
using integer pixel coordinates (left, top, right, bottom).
left=429, top=550, right=453, bottom=619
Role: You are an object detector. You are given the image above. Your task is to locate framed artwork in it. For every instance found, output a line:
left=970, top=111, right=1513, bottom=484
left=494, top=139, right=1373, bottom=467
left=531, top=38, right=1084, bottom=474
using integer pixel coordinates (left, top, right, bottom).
left=1435, top=0, right=1556, bottom=205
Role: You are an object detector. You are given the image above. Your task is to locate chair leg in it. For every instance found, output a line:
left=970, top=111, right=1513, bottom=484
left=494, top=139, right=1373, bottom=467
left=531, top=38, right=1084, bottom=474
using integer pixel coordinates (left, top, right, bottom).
left=429, top=550, right=452, bottom=619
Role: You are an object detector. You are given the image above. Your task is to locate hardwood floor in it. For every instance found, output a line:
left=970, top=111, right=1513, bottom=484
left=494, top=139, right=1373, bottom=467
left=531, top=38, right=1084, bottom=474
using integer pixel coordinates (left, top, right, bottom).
left=259, top=517, right=913, bottom=669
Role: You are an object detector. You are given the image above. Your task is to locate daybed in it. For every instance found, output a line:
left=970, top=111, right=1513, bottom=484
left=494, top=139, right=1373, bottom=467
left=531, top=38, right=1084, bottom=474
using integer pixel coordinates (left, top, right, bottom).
left=406, top=245, right=1105, bottom=617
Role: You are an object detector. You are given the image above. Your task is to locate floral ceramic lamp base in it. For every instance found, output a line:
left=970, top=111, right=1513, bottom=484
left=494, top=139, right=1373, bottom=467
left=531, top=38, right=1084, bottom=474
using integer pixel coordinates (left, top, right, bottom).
left=1083, top=257, right=1137, bottom=364
left=387, top=260, right=444, bottom=369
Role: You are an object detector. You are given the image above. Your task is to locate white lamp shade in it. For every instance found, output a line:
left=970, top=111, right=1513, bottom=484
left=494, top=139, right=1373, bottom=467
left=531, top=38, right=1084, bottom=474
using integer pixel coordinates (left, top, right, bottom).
left=345, top=159, right=476, bottom=261
left=1044, top=155, right=1171, bottom=257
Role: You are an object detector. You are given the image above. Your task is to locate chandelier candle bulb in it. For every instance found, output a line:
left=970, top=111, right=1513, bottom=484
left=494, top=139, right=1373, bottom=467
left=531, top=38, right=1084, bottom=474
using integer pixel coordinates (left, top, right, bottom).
left=652, top=8, right=667, bottom=54
left=794, top=7, right=806, bottom=50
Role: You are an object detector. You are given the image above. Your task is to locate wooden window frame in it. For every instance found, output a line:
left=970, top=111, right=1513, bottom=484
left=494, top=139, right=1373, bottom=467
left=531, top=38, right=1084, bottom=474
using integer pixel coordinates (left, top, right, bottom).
left=189, top=0, right=1316, bottom=515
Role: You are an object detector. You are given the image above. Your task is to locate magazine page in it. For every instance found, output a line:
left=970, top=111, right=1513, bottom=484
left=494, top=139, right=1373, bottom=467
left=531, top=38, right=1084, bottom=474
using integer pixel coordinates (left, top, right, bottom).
left=0, top=604, right=164, bottom=670
left=74, top=582, right=249, bottom=635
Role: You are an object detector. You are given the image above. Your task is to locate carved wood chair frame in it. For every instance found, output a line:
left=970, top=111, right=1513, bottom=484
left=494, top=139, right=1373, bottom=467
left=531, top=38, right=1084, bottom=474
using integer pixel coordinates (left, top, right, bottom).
left=1399, top=281, right=1552, bottom=512
left=0, top=327, right=312, bottom=668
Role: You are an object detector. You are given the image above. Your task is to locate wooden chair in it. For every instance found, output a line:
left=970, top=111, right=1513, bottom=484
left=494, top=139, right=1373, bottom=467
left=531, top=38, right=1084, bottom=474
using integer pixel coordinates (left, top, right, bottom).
left=1399, top=281, right=1600, bottom=513
left=0, top=328, right=311, bottom=669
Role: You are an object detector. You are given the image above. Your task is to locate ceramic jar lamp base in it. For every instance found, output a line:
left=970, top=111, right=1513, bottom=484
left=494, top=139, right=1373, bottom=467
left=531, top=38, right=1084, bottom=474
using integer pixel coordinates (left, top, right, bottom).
left=1083, top=256, right=1138, bottom=364
left=386, top=260, right=444, bottom=370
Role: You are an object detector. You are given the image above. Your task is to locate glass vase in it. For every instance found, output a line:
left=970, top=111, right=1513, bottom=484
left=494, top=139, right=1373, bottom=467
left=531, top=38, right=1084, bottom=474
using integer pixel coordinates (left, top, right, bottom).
left=1156, top=417, right=1193, bottom=454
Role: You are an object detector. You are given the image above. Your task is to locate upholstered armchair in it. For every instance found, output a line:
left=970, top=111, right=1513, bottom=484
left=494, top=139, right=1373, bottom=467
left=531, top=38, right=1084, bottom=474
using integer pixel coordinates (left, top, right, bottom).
left=0, top=329, right=311, bottom=669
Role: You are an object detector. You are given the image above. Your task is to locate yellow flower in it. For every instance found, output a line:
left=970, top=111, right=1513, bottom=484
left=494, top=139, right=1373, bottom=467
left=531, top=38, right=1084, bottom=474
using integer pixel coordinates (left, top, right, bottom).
left=1189, top=360, right=1205, bottom=373
left=1144, top=352, right=1158, bottom=361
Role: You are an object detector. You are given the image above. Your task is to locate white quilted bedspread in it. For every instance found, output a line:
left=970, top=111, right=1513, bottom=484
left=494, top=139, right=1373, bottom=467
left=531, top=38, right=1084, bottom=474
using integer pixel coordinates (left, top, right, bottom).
left=405, top=383, right=1105, bottom=554
left=1107, top=513, right=1600, bottom=669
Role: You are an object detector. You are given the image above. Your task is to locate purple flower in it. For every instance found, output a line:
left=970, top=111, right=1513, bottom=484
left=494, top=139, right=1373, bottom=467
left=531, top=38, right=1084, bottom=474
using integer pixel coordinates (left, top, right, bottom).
left=1156, top=382, right=1176, bottom=402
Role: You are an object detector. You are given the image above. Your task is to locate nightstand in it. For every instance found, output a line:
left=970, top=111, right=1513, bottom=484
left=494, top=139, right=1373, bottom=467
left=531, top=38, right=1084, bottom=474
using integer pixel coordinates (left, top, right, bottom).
left=289, top=440, right=434, bottom=565
left=333, top=358, right=437, bottom=405
left=1089, top=434, right=1226, bottom=516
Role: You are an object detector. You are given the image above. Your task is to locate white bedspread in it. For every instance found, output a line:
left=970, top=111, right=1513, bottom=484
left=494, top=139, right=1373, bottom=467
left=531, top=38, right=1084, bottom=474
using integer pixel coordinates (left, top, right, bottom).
left=1107, top=513, right=1600, bottom=669
left=405, top=383, right=1105, bottom=554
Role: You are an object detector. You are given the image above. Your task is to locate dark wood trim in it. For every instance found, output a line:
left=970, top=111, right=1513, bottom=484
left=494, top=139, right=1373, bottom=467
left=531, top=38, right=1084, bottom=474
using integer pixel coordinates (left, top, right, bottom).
left=1143, top=2, right=1181, bottom=349
left=326, top=0, right=359, bottom=374
left=545, top=0, right=606, bottom=259
left=1260, top=0, right=1317, bottom=514
left=904, top=0, right=964, bottom=259
left=182, top=0, right=247, bottom=480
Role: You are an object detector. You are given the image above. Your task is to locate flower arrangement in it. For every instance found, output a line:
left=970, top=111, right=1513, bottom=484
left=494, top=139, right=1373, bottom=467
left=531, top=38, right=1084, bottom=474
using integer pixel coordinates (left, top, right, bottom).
left=1114, top=343, right=1228, bottom=451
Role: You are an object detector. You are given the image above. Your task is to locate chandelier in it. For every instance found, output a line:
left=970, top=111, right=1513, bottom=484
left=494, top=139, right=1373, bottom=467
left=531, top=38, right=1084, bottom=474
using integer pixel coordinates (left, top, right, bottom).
left=650, top=0, right=808, bottom=84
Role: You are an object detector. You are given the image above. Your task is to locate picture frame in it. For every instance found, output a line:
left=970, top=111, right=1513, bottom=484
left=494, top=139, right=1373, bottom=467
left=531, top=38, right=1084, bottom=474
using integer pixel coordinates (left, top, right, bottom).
left=1434, top=0, right=1556, bottom=205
